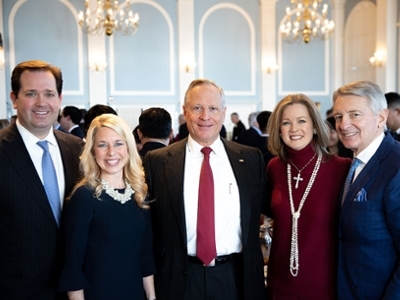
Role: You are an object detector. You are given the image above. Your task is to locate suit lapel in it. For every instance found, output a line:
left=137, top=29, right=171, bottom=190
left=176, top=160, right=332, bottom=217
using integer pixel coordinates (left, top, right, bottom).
left=55, top=130, right=78, bottom=197
left=2, top=125, right=56, bottom=224
left=164, top=140, right=187, bottom=243
left=341, top=134, right=393, bottom=220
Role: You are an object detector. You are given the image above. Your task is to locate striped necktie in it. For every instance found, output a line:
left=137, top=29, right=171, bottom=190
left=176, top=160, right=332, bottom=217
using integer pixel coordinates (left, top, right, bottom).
left=341, top=158, right=361, bottom=206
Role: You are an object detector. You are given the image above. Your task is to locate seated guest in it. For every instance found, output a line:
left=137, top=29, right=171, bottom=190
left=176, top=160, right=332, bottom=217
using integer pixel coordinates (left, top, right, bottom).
left=137, top=107, right=173, bottom=157
left=59, top=106, right=84, bottom=138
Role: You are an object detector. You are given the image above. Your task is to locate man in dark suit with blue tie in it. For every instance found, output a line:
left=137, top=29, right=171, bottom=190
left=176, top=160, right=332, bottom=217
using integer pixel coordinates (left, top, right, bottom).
left=0, top=60, right=82, bottom=299
left=144, top=79, right=266, bottom=300
left=333, top=80, right=400, bottom=299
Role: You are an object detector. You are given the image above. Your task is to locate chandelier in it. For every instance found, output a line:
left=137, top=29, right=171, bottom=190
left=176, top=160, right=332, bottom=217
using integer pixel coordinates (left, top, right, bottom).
left=280, top=0, right=334, bottom=43
left=78, top=0, right=139, bottom=36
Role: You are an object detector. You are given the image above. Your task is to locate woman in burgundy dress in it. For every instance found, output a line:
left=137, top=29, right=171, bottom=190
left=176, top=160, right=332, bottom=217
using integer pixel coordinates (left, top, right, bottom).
left=266, top=94, right=350, bottom=300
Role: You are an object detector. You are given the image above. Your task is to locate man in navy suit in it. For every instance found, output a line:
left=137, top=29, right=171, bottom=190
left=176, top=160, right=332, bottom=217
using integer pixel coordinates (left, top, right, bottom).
left=0, top=60, right=82, bottom=299
left=144, top=79, right=266, bottom=300
left=59, top=106, right=84, bottom=138
left=333, top=80, right=400, bottom=299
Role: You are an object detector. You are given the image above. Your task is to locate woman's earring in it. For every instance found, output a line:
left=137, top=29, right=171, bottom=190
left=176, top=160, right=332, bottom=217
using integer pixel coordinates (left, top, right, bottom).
left=313, top=129, right=317, bottom=135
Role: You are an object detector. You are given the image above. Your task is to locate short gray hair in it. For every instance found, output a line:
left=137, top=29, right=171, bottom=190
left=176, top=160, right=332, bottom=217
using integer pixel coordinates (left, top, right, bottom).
left=184, top=78, right=225, bottom=108
left=333, top=80, right=387, bottom=115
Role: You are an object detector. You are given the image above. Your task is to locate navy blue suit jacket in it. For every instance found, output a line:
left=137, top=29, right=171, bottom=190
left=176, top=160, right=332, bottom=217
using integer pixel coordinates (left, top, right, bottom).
left=338, top=133, right=400, bottom=299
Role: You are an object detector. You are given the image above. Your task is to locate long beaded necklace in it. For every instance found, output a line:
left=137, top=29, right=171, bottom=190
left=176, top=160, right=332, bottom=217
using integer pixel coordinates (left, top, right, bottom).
left=101, top=179, right=134, bottom=204
left=289, top=153, right=316, bottom=189
left=287, top=154, right=322, bottom=277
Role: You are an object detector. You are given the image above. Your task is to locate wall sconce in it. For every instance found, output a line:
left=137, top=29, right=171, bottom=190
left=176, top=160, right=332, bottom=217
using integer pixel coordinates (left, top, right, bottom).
left=369, top=51, right=385, bottom=67
left=89, top=60, right=107, bottom=72
left=265, top=64, right=278, bottom=74
left=184, top=62, right=197, bottom=73
left=0, top=33, right=5, bottom=69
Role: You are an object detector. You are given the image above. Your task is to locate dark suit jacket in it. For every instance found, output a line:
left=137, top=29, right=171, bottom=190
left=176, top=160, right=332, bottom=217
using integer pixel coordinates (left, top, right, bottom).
left=232, top=120, right=246, bottom=141
left=139, top=141, right=166, bottom=158
left=0, top=124, right=82, bottom=300
left=70, top=126, right=84, bottom=139
left=236, top=127, right=261, bottom=148
left=338, top=133, right=400, bottom=300
left=144, top=138, right=266, bottom=300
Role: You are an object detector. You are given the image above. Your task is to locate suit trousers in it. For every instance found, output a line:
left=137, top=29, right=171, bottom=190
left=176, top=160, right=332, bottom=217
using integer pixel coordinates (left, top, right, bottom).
left=183, top=254, right=244, bottom=300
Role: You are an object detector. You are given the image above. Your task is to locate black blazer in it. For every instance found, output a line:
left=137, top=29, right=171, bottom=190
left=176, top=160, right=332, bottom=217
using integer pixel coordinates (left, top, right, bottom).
left=0, top=124, right=82, bottom=299
left=144, top=138, right=266, bottom=300
left=70, top=126, right=84, bottom=139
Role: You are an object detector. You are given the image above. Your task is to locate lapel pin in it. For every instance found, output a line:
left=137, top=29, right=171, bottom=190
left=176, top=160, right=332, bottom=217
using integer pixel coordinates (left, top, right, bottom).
left=239, top=159, right=244, bottom=162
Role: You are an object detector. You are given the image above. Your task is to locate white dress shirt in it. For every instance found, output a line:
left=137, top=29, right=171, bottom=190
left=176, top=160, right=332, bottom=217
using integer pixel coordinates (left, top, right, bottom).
left=184, top=136, right=242, bottom=256
left=353, top=132, right=385, bottom=182
left=16, top=120, right=66, bottom=208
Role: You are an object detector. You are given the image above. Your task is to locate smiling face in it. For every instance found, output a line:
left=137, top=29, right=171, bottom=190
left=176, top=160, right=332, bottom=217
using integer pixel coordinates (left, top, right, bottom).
left=93, top=127, right=129, bottom=183
left=280, top=103, right=314, bottom=151
left=333, top=95, right=387, bottom=155
left=183, top=83, right=226, bottom=146
left=10, top=70, right=62, bottom=139
left=328, top=128, right=339, bottom=148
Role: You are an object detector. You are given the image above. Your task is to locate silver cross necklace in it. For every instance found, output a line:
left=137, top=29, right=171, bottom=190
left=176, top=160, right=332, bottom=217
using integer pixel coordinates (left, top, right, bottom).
left=289, top=153, right=316, bottom=189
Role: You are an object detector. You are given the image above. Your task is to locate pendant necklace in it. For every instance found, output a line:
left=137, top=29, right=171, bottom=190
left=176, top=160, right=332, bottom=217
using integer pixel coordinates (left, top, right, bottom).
left=101, top=179, right=134, bottom=204
left=287, top=154, right=322, bottom=277
left=289, top=154, right=316, bottom=189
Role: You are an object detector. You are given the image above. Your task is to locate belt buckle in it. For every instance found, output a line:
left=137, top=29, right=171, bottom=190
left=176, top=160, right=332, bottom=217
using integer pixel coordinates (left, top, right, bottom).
left=204, top=258, right=215, bottom=267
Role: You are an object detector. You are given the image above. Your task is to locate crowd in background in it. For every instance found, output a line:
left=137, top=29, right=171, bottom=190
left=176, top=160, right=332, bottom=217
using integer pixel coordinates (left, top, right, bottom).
left=1, top=59, right=400, bottom=300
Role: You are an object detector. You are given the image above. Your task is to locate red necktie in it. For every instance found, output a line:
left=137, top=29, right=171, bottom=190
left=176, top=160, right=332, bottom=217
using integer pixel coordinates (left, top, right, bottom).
left=196, top=147, right=216, bottom=265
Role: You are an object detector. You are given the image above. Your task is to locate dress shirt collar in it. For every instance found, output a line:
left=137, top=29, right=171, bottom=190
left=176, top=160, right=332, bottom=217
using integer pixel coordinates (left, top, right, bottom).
left=251, top=126, right=262, bottom=135
left=68, top=124, right=79, bottom=133
left=186, top=135, right=224, bottom=158
left=16, top=119, right=58, bottom=148
left=355, top=132, right=385, bottom=165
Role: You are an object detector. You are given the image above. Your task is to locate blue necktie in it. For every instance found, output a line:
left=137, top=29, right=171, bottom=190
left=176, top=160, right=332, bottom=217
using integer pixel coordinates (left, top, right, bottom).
left=37, top=141, right=61, bottom=226
left=341, top=158, right=361, bottom=206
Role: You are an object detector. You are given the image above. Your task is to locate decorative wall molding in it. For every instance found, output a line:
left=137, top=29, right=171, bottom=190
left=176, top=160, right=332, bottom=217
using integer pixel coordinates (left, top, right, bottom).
left=198, top=2, right=256, bottom=96
left=8, top=0, right=84, bottom=96
left=109, top=0, right=176, bottom=96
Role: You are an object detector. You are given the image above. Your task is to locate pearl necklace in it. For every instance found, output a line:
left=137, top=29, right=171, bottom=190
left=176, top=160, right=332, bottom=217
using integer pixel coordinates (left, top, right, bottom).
left=289, top=154, right=316, bottom=189
left=287, top=154, right=322, bottom=277
left=101, top=179, right=134, bottom=204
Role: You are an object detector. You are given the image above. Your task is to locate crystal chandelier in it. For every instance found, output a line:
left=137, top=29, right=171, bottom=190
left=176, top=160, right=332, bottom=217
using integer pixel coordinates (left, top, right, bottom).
left=78, top=0, right=139, bottom=36
left=280, top=0, right=334, bottom=43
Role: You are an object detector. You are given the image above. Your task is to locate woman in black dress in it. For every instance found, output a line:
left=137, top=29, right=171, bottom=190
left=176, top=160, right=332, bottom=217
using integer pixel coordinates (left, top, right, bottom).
left=58, top=114, right=156, bottom=300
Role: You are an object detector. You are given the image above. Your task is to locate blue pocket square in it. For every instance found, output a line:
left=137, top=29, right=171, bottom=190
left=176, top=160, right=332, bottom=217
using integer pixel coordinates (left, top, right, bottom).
left=354, top=188, right=367, bottom=202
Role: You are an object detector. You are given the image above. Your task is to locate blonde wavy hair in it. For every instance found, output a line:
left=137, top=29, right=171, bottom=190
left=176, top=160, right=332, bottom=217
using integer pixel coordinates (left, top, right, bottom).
left=71, top=113, right=149, bottom=208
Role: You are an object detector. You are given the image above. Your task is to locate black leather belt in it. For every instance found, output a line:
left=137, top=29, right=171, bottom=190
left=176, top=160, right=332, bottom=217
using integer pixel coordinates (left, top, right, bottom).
left=187, top=253, right=242, bottom=266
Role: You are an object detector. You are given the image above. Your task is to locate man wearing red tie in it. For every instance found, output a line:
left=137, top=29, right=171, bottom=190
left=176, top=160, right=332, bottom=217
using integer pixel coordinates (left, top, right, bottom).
left=143, top=79, right=267, bottom=300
